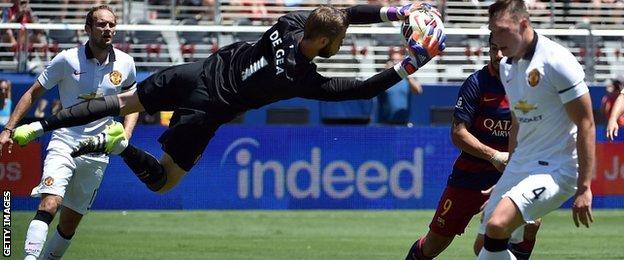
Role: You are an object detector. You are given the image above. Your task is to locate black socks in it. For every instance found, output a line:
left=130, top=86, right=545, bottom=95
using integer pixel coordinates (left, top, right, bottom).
left=33, top=210, right=54, bottom=225
left=483, top=235, right=509, bottom=252
left=120, top=145, right=167, bottom=192
left=42, top=95, right=120, bottom=132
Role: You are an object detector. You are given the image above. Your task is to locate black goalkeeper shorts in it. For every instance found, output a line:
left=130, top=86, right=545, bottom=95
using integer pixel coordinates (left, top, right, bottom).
left=137, top=61, right=237, bottom=171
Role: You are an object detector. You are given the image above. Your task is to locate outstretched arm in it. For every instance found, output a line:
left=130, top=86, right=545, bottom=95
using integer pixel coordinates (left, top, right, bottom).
left=300, top=24, right=445, bottom=101
left=344, top=2, right=423, bottom=24
left=300, top=68, right=402, bottom=101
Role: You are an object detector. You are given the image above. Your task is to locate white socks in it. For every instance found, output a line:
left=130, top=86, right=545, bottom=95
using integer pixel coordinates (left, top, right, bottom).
left=40, top=228, right=72, bottom=260
left=111, top=138, right=129, bottom=155
left=477, top=248, right=517, bottom=260
left=30, top=121, right=45, bottom=136
left=24, top=220, right=48, bottom=259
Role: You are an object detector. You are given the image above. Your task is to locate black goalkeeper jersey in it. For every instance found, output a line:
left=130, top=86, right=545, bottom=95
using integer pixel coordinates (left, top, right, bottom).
left=201, top=5, right=403, bottom=112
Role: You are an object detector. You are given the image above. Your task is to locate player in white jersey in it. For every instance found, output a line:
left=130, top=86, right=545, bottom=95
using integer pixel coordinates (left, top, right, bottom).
left=477, top=1, right=595, bottom=259
left=0, top=6, right=138, bottom=259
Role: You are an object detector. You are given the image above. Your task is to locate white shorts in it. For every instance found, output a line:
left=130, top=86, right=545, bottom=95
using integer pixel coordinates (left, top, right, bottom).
left=31, top=143, right=108, bottom=215
left=479, top=169, right=576, bottom=238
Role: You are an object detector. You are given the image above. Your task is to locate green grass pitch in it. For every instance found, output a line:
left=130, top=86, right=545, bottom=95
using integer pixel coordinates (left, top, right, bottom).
left=7, top=210, right=624, bottom=259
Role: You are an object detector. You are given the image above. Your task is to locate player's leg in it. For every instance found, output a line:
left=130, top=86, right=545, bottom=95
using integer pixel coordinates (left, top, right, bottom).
left=40, top=207, right=83, bottom=259
left=67, top=126, right=176, bottom=192
left=479, top=172, right=574, bottom=260
left=476, top=172, right=524, bottom=260
left=40, top=157, right=106, bottom=259
left=406, top=186, right=487, bottom=259
left=478, top=197, right=525, bottom=260
left=120, top=106, right=219, bottom=192
left=43, top=89, right=145, bottom=128
left=24, top=151, right=75, bottom=259
left=473, top=208, right=487, bottom=256
left=12, top=60, right=194, bottom=146
left=156, top=153, right=188, bottom=193
left=473, top=218, right=540, bottom=258
left=114, top=143, right=186, bottom=192
left=79, top=62, right=222, bottom=193
left=12, top=89, right=145, bottom=146
left=508, top=218, right=541, bottom=260
left=474, top=233, right=485, bottom=256
left=24, top=194, right=62, bottom=260
left=406, top=231, right=453, bottom=260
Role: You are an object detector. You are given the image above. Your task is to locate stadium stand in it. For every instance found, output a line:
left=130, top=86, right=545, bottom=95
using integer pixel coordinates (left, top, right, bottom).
left=0, top=0, right=621, bottom=83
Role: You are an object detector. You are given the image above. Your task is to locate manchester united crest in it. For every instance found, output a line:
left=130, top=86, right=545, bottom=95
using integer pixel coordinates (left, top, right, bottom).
left=527, top=68, right=540, bottom=87
left=44, top=176, right=54, bottom=186
left=109, top=70, right=122, bottom=85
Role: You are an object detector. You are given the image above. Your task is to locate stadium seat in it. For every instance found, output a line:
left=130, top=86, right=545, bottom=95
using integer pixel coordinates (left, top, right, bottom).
left=233, top=19, right=262, bottom=43
left=132, top=19, right=165, bottom=67
left=47, top=19, right=78, bottom=45
left=111, top=31, right=132, bottom=53
left=178, top=18, right=213, bottom=62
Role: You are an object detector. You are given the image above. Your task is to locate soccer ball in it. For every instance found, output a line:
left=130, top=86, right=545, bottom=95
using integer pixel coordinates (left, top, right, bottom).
left=400, top=6, right=444, bottom=45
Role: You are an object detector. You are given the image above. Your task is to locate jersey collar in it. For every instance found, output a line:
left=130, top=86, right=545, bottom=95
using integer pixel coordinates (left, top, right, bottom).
left=85, top=42, right=116, bottom=63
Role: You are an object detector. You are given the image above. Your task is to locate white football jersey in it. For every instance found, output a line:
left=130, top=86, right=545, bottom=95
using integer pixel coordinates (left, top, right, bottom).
left=37, top=44, right=136, bottom=160
left=499, top=33, right=588, bottom=178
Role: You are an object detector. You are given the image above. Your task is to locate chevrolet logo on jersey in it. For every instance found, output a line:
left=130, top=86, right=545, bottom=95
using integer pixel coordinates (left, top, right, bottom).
left=109, top=70, right=122, bottom=85
left=514, top=100, right=537, bottom=114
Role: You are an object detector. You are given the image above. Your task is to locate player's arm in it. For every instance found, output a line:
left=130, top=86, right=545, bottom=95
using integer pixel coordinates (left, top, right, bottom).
left=0, top=81, right=47, bottom=152
left=345, top=2, right=430, bottom=24
left=121, top=61, right=139, bottom=140
left=122, top=112, right=139, bottom=140
left=300, top=30, right=444, bottom=101
left=451, top=119, right=505, bottom=170
left=452, top=73, right=507, bottom=172
left=299, top=68, right=402, bottom=101
left=548, top=47, right=594, bottom=227
left=564, top=93, right=595, bottom=228
left=0, top=51, right=66, bottom=154
left=606, top=91, right=624, bottom=140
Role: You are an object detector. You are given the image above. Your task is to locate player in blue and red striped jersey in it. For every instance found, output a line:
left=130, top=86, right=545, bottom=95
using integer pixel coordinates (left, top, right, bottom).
left=405, top=35, right=540, bottom=260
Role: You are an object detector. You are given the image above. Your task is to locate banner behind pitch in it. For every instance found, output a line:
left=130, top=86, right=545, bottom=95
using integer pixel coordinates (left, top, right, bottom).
left=11, top=125, right=624, bottom=210
left=97, top=126, right=455, bottom=210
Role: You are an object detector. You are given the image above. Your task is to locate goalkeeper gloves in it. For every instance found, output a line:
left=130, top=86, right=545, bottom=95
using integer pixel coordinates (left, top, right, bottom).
left=394, top=24, right=447, bottom=78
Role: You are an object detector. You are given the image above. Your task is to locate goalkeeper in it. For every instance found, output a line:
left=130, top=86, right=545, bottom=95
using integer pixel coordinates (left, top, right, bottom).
left=6, top=3, right=446, bottom=193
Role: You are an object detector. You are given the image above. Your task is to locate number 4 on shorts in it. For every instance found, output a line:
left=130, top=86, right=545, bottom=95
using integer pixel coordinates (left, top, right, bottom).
left=532, top=187, right=546, bottom=200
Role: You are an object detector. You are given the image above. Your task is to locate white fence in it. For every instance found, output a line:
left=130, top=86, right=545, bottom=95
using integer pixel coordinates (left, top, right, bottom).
left=0, top=22, right=623, bottom=83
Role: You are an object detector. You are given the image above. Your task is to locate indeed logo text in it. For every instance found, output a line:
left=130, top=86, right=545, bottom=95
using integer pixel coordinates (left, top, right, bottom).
left=221, top=138, right=424, bottom=200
